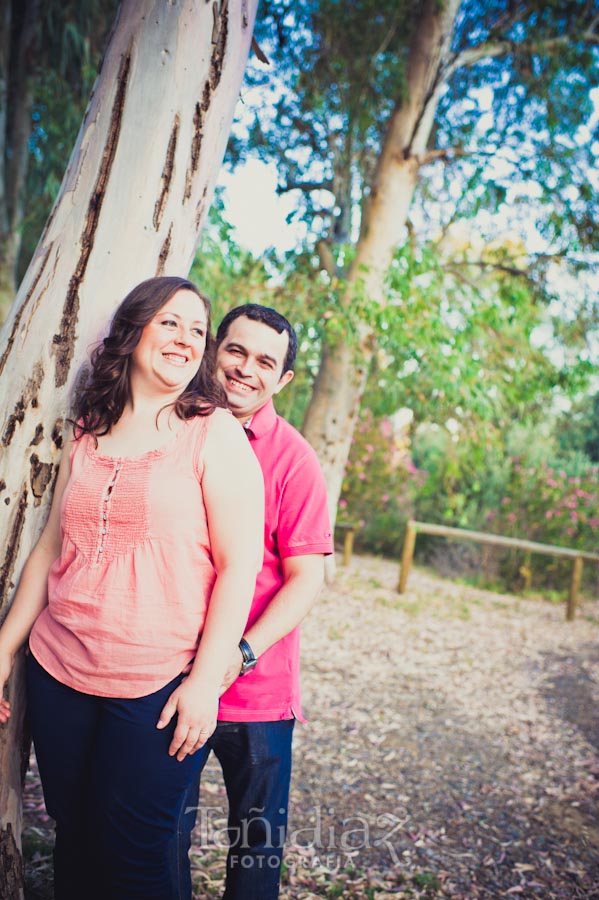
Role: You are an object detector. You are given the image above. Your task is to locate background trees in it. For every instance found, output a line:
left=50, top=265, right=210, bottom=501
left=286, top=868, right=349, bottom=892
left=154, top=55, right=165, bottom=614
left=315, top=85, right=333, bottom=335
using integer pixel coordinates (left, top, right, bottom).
left=0, top=0, right=119, bottom=319
left=232, top=0, right=599, bottom=517
left=2, top=0, right=599, bottom=892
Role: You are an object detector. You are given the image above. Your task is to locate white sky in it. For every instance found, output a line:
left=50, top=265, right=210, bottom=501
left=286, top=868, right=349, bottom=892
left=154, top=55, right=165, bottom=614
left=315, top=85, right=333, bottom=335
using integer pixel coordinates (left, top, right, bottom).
left=217, top=159, right=306, bottom=255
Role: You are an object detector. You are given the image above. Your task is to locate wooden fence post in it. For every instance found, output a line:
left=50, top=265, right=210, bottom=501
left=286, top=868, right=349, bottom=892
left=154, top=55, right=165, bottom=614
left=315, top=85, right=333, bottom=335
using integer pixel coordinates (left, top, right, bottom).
left=567, top=557, right=583, bottom=621
left=398, top=522, right=417, bottom=593
left=343, top=529, right=355, bottom=567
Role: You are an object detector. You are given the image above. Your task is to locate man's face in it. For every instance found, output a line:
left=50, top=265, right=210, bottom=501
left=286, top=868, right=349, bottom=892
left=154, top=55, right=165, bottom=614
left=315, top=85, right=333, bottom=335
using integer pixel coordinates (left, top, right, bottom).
left=216, top=316, right=294, bottom=422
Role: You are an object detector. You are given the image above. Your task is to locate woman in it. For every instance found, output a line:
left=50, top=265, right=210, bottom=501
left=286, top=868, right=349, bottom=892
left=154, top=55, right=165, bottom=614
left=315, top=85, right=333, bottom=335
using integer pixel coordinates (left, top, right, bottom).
left=0, top=276, right=264, bottom=900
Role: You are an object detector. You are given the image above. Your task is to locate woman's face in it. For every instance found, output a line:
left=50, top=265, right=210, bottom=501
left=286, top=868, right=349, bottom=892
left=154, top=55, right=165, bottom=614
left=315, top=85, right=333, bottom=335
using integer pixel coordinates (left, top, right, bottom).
left=130, top=290, right=208, bottom=395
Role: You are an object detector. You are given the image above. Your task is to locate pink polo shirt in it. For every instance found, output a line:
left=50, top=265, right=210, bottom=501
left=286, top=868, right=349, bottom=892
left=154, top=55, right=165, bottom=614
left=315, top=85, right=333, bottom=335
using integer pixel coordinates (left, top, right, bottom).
left=217, top=399, right=333, bottom=723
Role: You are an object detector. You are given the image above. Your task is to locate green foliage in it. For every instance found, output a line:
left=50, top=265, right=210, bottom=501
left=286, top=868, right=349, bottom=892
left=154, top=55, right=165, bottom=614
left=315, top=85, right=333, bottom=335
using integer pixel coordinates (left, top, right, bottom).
left=363, top=235, right=593, bottom=428
left=338, top=408, right=425, bottom=556
left=240, top=0, right=416, bottom=242
left=429, top=1, right=599, bottom=268
left=18, top=0, right=119, bottom=279
left=555, top=391, right=599, bottom=463
left=485, top=457, right=599, bottom=588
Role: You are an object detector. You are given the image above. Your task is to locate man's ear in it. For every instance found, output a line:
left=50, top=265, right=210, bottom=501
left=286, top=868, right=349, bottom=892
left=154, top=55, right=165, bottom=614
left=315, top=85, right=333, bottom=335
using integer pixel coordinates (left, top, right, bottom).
left=274, top=370, right=294, bottom=394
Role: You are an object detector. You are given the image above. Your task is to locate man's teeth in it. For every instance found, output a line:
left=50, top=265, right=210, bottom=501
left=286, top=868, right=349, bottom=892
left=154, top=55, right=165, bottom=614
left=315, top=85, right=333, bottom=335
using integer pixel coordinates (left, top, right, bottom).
left=229, top=378, right=253, bottom=393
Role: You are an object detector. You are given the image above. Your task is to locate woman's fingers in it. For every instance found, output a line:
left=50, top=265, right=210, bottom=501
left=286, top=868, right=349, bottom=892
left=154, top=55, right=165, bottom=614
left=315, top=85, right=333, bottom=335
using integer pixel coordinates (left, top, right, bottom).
left=171, top=722, right=215, bottom=761
left=0, top=698, right=11, bottom=724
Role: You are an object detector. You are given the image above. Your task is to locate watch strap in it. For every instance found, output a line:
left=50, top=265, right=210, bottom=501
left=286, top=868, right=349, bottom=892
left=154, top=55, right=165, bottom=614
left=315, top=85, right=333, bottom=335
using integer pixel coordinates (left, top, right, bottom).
left=238, top=638, right=257, bottom=675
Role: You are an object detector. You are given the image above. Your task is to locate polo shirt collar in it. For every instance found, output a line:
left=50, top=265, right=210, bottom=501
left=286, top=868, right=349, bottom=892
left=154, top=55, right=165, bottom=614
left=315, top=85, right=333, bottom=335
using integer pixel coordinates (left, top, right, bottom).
left=243, top=399, right=277, bottom=440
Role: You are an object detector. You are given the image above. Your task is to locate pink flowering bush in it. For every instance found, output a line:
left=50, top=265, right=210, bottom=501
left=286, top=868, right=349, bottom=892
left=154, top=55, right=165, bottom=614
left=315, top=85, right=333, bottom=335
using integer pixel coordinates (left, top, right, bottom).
left=337, top=410, right=425, bottom=555
left=485, top=460, right=599, bottom=589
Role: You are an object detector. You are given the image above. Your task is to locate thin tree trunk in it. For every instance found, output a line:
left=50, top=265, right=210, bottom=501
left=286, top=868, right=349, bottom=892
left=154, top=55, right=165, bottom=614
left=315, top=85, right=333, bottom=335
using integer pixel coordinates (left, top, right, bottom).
left=302, top=0, right=461, bottom=515
left=0, top=1, right=258, bottom=893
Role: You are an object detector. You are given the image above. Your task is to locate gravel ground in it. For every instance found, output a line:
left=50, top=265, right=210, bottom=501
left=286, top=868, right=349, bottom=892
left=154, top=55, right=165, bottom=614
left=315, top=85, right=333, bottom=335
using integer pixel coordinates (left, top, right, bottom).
left=23, top=554, right=599, bottom=899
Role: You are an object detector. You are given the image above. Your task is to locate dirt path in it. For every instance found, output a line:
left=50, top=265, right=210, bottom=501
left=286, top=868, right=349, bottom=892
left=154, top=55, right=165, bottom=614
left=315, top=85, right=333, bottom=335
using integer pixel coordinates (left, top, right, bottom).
left=23, top=556, right=599, bottom=899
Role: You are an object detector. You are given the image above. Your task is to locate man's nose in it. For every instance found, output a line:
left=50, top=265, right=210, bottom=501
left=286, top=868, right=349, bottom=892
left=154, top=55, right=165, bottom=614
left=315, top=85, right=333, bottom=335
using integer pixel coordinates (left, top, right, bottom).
left=234, top=358, right=253, bottom=377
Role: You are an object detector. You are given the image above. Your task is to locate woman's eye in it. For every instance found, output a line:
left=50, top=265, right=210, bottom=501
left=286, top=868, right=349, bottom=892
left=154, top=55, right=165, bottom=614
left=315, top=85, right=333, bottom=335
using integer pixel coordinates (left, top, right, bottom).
left=161, top=319, right=177, bottom=328
left=192, top=328, right=205, bottom=337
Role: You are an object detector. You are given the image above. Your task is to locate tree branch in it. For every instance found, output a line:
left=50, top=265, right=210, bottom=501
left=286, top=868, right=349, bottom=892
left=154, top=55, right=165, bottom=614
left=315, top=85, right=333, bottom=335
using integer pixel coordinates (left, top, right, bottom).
left=445, top=29, right=599, bottom=81
left=442, top=251, right=578, bottom=282
left=276, top=179, right=334, bottom=195
left=420, top=145, right=471, bottom=166
left=316, top=239, right=343, bottom=279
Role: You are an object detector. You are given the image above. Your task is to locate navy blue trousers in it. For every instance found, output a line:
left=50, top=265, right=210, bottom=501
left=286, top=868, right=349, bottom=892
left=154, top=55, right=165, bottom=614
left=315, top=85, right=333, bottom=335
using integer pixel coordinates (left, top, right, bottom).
left=27, top=653, right=210, bottom=900
left=180, top=718, right=295, bottom=900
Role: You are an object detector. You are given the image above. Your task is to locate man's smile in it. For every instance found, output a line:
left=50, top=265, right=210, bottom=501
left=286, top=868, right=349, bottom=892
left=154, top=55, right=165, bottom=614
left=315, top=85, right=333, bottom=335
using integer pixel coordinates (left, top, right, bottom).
left=226, top=375, right=256, bottom=393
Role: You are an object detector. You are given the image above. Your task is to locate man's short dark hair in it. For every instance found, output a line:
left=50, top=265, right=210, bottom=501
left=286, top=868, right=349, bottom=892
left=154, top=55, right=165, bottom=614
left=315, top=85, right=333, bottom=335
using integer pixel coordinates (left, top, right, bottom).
left=216, top=304, right=298, bottom=374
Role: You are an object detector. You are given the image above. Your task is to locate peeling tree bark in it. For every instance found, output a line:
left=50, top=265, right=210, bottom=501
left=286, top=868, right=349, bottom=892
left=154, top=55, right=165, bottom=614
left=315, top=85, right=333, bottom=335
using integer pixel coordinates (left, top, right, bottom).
left=0, top=1, right=258, bottom=894
left=302, top=0, right=461, bottom=521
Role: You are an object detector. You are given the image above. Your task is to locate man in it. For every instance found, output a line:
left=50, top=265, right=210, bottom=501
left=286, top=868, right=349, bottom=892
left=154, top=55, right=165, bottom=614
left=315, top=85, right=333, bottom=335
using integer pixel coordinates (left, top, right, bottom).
left=182, top=304, right=333, bottom=900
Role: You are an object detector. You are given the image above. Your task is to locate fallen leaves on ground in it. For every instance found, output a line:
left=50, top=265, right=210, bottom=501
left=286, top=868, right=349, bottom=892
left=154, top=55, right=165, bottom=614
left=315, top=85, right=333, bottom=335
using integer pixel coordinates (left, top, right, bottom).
left=22, top=555, right=599, bottom=899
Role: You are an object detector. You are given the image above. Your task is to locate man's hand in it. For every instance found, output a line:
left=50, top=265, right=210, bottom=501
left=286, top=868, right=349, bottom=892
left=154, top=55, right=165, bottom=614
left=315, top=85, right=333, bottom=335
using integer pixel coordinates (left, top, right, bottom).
left=156, top=678, right=218, bottom=761
left=219, top=645, right=245, bottom=695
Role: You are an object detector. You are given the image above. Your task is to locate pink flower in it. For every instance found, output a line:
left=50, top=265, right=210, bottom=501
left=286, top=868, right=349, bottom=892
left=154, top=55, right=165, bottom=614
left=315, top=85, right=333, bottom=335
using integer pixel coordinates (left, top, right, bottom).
left=358, top=472, right=366, bottom=481
left=508, top=513, right=517, bottom=522
left=547, top=479, right=557, bottom=488
left=339, top=499, right=347, bottom=509
left=381, top=494, right=389, bottom=503
left=545, top=510, right=553, bottom=519
left=501, top=497, right=510, bottom=505
left=365, top=444, right=374, bottom=453
left=380, top=420, right=393, bottom=438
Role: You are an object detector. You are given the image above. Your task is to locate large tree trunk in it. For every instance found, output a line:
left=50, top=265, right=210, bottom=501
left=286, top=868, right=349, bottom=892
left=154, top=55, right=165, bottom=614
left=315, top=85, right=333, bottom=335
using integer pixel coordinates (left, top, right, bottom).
left=302, top=0, right=461, bottom=516
left=0, top=1, right=258, bottom=894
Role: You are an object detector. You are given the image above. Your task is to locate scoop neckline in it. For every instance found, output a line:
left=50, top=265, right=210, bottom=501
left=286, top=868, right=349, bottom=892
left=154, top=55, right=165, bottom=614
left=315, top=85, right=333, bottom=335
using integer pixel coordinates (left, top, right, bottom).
left=85, top=418, right=191, bottom=462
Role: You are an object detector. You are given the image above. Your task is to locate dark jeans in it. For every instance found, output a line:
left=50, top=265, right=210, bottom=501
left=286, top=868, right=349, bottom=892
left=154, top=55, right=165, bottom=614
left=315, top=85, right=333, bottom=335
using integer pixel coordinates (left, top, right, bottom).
left=26, top=653, right=210, bottom=900
left=180, top=718, right=295, bottom=900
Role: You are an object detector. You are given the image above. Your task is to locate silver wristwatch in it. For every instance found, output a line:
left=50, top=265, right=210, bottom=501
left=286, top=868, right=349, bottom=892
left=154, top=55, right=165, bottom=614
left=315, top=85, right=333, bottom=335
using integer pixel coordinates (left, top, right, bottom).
left=239, top=638, right=258, bottom=676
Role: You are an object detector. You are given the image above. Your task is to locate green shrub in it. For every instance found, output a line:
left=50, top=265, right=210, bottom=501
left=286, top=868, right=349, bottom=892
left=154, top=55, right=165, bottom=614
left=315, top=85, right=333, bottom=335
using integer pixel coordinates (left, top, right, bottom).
left=338, top=409, right=425, bottom=556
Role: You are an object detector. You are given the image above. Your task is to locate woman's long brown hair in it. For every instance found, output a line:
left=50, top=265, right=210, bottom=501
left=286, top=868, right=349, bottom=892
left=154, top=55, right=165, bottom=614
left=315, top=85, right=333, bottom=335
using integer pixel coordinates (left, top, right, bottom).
left=71, top=276, right=226, bottom=441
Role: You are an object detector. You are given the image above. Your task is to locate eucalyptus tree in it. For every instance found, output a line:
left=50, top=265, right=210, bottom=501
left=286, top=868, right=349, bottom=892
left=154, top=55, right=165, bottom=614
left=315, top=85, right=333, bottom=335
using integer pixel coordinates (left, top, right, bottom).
left=0, top=1, right=258, bottom=892
left=0, top=0, right=119, bottom=320
left=242, top=0, right=599, bottom=516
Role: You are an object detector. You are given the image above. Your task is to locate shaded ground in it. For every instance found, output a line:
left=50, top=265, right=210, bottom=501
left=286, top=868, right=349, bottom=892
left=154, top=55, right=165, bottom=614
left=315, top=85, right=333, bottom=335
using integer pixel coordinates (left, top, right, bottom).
left=23, top=555, right=599, bottom=899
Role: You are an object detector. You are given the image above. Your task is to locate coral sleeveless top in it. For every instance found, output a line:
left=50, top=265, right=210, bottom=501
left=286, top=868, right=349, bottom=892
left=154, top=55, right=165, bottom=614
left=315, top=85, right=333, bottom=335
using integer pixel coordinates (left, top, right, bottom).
left=29, top=414, right=217, bottom=698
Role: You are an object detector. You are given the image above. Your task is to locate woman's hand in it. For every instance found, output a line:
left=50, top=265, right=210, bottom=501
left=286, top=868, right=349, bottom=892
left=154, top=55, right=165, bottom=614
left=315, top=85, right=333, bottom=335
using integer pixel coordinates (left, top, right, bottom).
left=0, top=650, right=15, bottom=725
left=156, top=678, right=218, bottom=762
